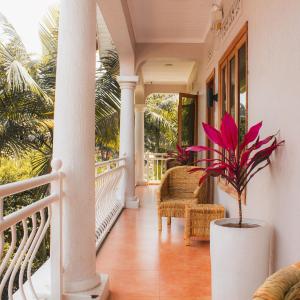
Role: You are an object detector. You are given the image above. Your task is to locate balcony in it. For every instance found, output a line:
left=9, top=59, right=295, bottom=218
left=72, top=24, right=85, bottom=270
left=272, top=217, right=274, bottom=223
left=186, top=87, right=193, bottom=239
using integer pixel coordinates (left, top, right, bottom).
left=1, top=0, right=300, bottom=299
left=0, top=155, right=210, bottom=299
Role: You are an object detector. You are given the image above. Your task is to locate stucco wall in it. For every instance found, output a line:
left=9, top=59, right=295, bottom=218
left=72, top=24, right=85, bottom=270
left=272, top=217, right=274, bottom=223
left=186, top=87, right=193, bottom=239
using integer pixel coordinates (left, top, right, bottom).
left=196, top=0, right=300, bottom=271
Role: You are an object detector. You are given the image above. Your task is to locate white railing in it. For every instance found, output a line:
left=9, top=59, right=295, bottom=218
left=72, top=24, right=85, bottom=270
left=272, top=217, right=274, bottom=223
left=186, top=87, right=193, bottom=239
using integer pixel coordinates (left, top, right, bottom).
left=144, top=152, right=171, bottom=183
left=0, top=159, right=63, bottom=300
left=95, top=157, right=125, bottom=250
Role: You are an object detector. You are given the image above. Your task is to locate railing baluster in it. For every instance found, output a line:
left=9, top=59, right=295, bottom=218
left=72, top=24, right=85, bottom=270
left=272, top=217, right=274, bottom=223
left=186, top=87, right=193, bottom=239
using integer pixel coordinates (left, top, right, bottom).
left=0, top=159, right=63, bottom=299
left=95, top=157, right=126, bottom=250
left=1, top=220, right=27, bottom=298
left=143, top=153, right=170, bottom=184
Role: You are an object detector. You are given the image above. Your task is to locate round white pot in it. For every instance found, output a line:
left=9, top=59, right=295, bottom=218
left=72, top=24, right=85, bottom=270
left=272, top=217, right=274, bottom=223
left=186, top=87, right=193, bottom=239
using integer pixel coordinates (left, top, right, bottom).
left=210, top=218, right=271, bottom=300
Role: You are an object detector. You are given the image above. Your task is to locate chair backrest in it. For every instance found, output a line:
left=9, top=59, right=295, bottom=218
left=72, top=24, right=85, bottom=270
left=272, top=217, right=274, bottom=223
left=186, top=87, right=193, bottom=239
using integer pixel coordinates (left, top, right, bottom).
left=167, top=166, right=206, bottom=199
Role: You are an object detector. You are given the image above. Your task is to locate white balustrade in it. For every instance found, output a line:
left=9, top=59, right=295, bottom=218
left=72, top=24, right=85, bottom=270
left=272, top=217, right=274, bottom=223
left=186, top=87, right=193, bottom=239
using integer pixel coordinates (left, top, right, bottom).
left=144, top=153, right=171, bottom=183
left=95, top=157, right=126, bottom=250
left=0, top=159, right=63, bottom=300
left=0, top=156, right=126, bottom=298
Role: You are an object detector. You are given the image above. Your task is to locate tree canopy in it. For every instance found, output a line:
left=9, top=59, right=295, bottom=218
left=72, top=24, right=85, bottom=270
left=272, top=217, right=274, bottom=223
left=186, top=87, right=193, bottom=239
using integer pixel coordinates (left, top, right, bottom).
left=145, top=93, right=178, bottom=153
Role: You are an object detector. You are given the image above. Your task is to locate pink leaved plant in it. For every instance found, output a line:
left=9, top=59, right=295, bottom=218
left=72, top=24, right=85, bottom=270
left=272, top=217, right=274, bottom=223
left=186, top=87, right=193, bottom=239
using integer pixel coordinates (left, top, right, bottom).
left=167, top=145, right=191, bottom=165
left=187, top=113, right=284, bottom=227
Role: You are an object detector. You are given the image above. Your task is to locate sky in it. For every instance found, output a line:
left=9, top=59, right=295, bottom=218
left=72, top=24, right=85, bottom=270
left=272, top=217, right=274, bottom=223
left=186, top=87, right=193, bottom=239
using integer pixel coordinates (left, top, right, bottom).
left=0, top=0, right=59, bottom=56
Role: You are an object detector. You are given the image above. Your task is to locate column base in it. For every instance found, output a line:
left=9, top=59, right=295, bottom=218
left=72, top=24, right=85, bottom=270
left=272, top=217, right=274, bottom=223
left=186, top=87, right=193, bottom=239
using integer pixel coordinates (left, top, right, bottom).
left=136, top=180, right=147, bottom=186
left=64, top=274, right=109, bottom=300
left=64, top=273, right=101, bottom=293
left=125, top=196, right=140, bottom=208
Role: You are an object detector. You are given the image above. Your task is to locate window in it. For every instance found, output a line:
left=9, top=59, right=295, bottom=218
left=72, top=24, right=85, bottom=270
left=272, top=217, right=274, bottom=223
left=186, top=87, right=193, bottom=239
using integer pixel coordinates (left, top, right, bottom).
left=218, top=22, right=248, bottom=199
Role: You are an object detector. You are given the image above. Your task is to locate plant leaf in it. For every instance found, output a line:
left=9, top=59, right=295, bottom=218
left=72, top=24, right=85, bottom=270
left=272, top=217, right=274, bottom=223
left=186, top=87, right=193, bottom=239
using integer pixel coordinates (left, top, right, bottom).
left=202, top=122, right=226, bottom=148
left=240, top=121, right=262, bottom=150
left=220, top=113, right=238, bottom=151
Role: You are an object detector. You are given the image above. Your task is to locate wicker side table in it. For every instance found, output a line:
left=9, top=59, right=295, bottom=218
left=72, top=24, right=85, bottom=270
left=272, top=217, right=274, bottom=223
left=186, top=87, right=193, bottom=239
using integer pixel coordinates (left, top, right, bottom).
left=184, top=204, right=225, bottom=246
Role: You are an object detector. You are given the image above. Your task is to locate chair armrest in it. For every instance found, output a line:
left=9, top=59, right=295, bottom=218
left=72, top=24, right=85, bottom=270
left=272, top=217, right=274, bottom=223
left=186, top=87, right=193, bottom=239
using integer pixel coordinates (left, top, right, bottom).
left=195, top=182, right=208, bottom=203
left=156, top=170, right=169, bottom=203
left=253, top=263, right=300, bottom=300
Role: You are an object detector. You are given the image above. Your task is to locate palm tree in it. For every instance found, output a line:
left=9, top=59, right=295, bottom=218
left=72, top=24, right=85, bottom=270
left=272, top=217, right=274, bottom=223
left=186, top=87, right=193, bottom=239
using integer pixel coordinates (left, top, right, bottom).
left=95, top=50, right=120, bottom=159
left=0, top=7, right=121, bottom=177
left=145, top=94, right=178, bottom=152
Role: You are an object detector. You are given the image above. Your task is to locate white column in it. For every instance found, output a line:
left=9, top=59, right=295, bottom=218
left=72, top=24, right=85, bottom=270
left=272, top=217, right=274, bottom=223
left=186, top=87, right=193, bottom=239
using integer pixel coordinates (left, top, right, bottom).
left=53, top=0, right=102, bottom=295
left=118, top=76, right=139, bottom=208
left=135, top=104, right=146, bottom=186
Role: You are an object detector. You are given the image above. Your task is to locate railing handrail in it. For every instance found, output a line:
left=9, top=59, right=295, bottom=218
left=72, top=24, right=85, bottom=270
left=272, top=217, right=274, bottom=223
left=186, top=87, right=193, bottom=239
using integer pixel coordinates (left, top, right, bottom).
left=0, top=172, right=60, bottom=198
left=95, top=156, right=126, bottom=168
left=145, top=152, right=168, bottom=156
left=0, top=193, right=59, bottom=232
left=95, top=164, right=125, bottom=179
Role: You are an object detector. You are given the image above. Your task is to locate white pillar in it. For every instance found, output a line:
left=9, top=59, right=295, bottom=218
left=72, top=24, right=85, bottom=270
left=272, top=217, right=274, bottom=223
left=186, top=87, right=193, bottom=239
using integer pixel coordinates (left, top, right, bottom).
left=53, top=0, right=103, bottom=295
left=118, top=76, right=139, bottom=208
left=135, top=104, right=146, bottom=186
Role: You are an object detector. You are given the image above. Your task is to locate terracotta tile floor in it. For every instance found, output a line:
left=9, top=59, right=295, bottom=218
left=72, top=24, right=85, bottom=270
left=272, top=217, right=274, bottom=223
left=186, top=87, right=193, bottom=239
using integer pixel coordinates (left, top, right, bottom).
left=96, top=186, right=211, bottom=300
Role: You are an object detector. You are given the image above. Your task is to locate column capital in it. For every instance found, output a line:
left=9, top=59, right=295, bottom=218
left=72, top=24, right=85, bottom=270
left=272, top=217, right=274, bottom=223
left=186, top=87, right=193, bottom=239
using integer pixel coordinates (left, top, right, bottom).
left=135, top=103, right=146, bottom=112
left=117, top=75, right=139, bottom=89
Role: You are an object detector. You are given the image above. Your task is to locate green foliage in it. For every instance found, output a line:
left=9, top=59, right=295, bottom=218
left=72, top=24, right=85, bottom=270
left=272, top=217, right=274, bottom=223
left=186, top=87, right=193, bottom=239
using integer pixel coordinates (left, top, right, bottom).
left=145, top=93, right=178, bottom=152
left=0, top=7, right=121, bottom=172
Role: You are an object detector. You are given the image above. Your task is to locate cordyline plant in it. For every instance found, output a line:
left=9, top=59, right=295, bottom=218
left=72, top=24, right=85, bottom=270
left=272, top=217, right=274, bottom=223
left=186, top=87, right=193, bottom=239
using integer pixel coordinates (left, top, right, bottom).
left=187, top=113, right=284, bottom=227
left=167, top=145, right=191, bottom=165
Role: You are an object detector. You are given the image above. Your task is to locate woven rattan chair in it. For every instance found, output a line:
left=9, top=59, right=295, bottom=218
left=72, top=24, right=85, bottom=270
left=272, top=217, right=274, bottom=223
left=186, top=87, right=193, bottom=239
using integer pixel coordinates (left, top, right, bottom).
left=157, top=166, right=208, bottom=231
left=253, top=262, right=300, bottom=300
left=184, top=204, right=225, bottom=245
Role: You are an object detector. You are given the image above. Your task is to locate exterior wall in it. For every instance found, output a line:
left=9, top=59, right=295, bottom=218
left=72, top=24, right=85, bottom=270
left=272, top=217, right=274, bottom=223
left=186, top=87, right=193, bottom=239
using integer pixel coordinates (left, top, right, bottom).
left=195, top=0, right=300, bottom=270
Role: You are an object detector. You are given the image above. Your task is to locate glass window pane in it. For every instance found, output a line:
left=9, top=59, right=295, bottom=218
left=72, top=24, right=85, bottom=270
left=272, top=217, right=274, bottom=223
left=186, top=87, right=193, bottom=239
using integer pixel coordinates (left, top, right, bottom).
left=229, top=57, right=235, bottom=119
left=221, top=66, right=227, bottom=176
left=238, top=43, right=247, bottom=142
left=222, top=66, right=227, bottom=116
left=181, top=97, right=195, bottom=147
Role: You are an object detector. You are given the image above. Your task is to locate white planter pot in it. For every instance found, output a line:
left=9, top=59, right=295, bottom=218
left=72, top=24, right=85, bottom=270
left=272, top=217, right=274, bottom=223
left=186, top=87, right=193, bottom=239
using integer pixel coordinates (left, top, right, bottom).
left=210, top=218, right=271, bottom=300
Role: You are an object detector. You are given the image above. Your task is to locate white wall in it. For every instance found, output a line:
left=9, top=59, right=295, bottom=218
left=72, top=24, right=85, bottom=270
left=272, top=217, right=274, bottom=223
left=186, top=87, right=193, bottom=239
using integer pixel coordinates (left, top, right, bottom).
left=196, top=0, right=300, bottom=271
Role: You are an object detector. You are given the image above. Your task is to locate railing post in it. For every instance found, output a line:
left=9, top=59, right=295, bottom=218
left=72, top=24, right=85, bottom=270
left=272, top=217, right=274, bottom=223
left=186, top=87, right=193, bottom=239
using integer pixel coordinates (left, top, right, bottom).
left=50, top=159, right=63, bottom=300
left=115, top=156, right=126, bottom=207
left=0, top=197, right=3, bottom=256
left=146, top=152, right=149, bottom=183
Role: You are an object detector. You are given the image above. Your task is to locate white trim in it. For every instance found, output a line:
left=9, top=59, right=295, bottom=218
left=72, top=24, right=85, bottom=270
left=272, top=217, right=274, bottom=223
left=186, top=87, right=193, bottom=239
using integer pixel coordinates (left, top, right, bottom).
left=136, top=38, right=205, bottom=44
left=117, top=75, right=139, bottom=83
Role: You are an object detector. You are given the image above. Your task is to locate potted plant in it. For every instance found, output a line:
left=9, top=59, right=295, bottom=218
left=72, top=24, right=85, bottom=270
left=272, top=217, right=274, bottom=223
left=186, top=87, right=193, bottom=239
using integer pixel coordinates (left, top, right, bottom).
left=166, top=144, right=192, bottom=168
left=188, top=113, right=284, bottom=300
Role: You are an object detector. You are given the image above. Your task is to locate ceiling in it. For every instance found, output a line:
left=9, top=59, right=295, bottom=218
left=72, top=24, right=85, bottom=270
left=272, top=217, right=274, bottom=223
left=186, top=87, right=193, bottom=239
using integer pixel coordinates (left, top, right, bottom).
left=126, top=0, right=212, bottom=43
left=142, top=59, right=196, bottom=84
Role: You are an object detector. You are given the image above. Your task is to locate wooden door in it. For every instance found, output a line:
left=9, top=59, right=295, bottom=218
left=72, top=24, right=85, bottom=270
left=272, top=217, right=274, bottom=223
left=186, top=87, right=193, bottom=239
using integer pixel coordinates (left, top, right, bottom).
left=178, top=93, right=198, bottom=148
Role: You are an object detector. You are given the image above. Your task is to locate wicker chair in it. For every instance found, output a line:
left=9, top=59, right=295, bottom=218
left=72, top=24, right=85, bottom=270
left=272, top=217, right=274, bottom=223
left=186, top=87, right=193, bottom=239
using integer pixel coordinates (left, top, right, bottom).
left=184, top=204, right=225, bottom=245
left=157, top=166, right=208, bottom=231
left=253, top=262, right=300, bottom=300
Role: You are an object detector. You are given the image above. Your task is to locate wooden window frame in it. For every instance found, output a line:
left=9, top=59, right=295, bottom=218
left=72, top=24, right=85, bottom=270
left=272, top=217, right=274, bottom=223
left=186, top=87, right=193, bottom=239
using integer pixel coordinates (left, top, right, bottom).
left=205, top=69, right=216, bottom=203
left=217, top=22, right=248, bottom=202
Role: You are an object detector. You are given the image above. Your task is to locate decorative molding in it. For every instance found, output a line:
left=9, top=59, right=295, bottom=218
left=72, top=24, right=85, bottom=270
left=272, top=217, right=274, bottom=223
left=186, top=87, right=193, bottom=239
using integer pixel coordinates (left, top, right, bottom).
left=220, top=0, right=243, bottom=40
left=207, top=48, right=215, bottom=65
